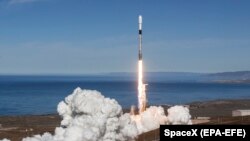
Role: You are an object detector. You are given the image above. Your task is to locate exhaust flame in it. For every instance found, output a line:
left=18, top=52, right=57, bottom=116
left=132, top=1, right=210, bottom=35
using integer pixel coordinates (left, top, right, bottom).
left=138, top=60, right=147, bottom=113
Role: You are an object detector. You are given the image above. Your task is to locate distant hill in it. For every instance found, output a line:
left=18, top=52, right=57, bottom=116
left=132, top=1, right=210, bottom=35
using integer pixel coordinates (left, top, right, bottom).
left=106, top=71, right=250, bottom=83
left=206, top=71, right=250, bottom=83
left=207, top=71, right=250, bottom=80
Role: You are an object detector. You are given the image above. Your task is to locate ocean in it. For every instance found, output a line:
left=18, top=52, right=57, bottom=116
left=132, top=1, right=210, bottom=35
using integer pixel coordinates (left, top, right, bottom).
left=0, top=75, right=250, bottom=115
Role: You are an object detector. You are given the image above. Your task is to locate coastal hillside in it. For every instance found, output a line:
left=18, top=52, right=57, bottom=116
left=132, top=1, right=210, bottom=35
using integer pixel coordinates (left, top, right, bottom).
left=106, top=71, right=250, bottom=83
left=206, top=71, right=250, bottom=83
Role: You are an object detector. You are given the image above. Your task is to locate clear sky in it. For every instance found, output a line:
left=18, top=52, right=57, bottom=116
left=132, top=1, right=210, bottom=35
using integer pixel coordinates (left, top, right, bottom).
left=0, top=0, right=250, bottom=74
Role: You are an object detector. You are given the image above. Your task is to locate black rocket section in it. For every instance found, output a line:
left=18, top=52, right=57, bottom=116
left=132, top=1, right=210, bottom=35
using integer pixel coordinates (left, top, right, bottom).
left=138, top=15, right=143, bottom=60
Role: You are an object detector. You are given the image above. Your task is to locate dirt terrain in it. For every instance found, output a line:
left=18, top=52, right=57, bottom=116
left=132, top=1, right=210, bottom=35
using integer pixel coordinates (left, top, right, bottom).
left=189, top=99, right=250, bottom=117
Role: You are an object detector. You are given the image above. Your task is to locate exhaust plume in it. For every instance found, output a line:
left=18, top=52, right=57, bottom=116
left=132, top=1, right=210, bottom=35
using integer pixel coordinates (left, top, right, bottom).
left=167, top=105, right=192, bottom=125
left=22, top=87, right=139, bottom=141
left=138, top=60, right=147, bottom=113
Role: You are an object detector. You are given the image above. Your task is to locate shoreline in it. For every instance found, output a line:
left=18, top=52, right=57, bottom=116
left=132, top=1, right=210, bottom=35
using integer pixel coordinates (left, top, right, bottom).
left=1, top=98, right=250, bottom=141
left=0, top=98, right=250, bottom=118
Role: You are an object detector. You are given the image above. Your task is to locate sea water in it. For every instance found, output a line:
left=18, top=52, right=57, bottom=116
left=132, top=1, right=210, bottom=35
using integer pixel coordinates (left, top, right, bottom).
left=0, top=75, right=250, bottom=115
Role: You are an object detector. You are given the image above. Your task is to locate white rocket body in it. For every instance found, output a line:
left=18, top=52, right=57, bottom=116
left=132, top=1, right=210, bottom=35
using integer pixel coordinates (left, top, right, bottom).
left=139, top=15, right=142, bottom=30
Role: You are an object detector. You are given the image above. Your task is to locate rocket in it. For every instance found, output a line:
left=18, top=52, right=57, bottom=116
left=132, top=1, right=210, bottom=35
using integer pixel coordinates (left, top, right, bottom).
left=138, top=15, right=147, bottom=113
left=138, top=15, right=142, bottom=60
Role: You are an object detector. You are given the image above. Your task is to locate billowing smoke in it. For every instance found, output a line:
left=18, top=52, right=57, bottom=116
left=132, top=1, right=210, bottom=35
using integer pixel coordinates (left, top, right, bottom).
left=0, top=139, right=10, bottom=141
left=167, top=106, right=192, bottom=125
left=22, top=87, right=138, bottom=141
left=0, top=87, right=192, bottom=141
left=130, top=106, right=192, bottom=134
left=131, top=106, right=168, bottom=134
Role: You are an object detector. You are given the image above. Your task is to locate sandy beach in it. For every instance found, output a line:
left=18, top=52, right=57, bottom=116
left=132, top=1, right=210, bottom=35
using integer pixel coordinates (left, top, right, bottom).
left=1, top=99, right=250, bottom=141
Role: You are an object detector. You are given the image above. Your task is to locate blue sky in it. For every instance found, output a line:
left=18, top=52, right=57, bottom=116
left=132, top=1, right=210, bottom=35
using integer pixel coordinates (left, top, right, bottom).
left=0, top=0, right=250, bottom=74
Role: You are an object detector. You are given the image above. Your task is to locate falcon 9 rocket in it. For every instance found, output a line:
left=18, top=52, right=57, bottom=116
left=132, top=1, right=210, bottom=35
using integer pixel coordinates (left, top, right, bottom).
left=138, top=15, right=147, bottom=113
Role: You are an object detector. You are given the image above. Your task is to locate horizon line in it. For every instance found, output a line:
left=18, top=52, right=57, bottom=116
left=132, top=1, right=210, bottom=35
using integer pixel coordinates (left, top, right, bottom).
left=1, top=70, right=250, bottom=76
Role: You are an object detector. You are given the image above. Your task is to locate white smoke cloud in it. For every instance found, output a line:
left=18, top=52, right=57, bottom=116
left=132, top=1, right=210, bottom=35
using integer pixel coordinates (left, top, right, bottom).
left=1, top=87, right=192, bottom=141
left=167, top=105, right=192, bottom=125
left=131, top=106, right=168, bottom=134
left=0, top=139, right=10, bottom=141
left=23, top=87, right=138, bottom=141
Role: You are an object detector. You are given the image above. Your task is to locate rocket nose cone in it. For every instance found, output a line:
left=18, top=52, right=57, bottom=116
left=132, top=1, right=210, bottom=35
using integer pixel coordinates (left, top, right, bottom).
left=139, top=15, right=142, bottom=24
